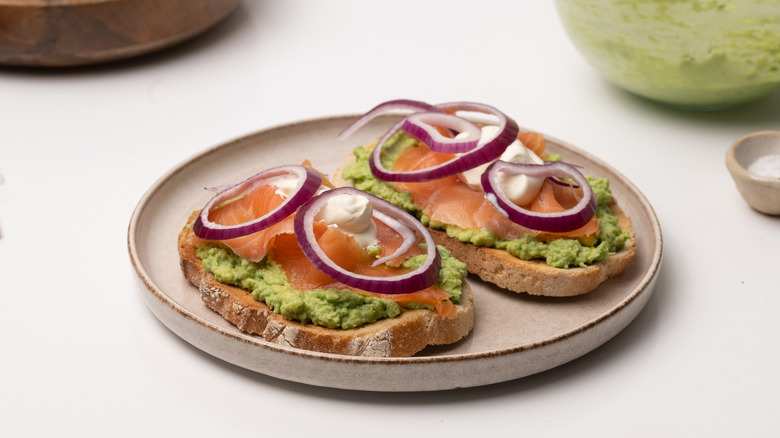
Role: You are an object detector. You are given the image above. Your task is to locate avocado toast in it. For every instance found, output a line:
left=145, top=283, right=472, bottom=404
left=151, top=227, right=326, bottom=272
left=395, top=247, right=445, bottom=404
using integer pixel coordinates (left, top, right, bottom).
left=334, top=99, right=636, bottom=296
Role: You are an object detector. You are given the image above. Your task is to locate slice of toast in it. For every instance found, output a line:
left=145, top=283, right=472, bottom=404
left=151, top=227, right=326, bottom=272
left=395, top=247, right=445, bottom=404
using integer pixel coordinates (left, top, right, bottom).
left=425, top=204, right=635, bottom=296
left=178, top=221, right=474, bottom=357
left=333, top=152, right=636, bottom=297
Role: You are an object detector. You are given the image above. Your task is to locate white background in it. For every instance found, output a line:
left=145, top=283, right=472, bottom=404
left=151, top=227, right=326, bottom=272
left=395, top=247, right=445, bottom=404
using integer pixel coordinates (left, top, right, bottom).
left=2, top=1, right=779, bottom=436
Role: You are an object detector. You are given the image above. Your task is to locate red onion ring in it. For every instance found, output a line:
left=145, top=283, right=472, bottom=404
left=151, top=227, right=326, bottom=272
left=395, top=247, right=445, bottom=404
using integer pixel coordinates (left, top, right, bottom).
left=548, top=163, right=584, bottom=188
left=400, top=112, right=481, bottom=154
left=294, top=187, right=441, bottom=294
left=370, top=210, right=417, bottom=267
left=481, top=161, right=597, bottom=233
left=548, top=176, right=580, bottom=189
left=193, top=165, right=322, bottom=240
left=337, top=99, right=443, bottom=141
left=368, top=101, right=519, bottom=182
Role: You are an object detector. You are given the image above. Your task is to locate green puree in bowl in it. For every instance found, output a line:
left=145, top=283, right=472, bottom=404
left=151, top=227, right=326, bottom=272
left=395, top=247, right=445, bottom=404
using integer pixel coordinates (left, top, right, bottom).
left=555, top=0, right=780, bottom=108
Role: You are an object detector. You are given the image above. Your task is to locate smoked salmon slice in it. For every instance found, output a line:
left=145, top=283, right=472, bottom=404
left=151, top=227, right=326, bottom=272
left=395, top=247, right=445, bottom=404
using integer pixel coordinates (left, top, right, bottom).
left=388, top=132, right=599, bottom=241
left=206, top=183, right=295, bottom=262
left=528, top=179, right=600, bottom=242
left=516, top=131, right=546, bottom=158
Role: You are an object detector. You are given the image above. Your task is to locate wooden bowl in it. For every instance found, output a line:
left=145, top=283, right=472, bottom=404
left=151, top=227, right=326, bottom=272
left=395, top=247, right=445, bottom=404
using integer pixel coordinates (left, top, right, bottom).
left=0, top=0, right=241, bottom=67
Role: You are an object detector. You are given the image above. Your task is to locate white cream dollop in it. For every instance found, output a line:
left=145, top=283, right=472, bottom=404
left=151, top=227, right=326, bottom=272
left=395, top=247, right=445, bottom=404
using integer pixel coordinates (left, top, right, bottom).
left=272, top=176, right=378, bottom=248
left=272, top=175, right=328, bottom=198
left=318, top=193, right=378, bottom=249
left=457, top=125, right=545, bottom=205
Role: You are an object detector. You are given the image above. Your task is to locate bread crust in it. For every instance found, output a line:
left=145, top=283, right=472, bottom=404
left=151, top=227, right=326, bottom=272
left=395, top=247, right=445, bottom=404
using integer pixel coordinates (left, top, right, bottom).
left=427, top=203, right=636, bottom=296
left=334, top=152, right=636, bottom=297
left=177, top=221, right=474, bottom=357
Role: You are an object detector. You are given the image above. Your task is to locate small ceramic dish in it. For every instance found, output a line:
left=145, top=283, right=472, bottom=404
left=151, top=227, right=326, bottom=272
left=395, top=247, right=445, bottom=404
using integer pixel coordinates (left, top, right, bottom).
left=726, top=131, right=780, bottom=216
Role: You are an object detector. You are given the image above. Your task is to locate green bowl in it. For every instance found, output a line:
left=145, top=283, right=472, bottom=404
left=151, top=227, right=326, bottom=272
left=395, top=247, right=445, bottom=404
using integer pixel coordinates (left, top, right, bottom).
left=555, top=0, right=780, bottom=109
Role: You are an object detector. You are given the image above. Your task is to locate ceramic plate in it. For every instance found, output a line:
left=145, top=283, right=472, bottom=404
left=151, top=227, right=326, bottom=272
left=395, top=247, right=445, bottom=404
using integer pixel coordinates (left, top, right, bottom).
left=128, top=115, right=663, bottom=392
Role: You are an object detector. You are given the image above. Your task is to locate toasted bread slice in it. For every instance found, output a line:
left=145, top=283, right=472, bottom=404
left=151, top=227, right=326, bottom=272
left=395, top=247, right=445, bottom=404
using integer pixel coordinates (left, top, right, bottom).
left=333, top=152, right=636, bottom=297
left=425, top=203, right=635, bottom=296
left=178, top=221, right=474, bottom=357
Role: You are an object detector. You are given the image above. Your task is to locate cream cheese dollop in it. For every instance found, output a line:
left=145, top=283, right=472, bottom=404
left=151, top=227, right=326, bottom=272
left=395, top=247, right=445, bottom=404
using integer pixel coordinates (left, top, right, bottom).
left=274, top=176, right=379, bottom=248
left=317, top=192, right=378, bottom=249
left=458, top=125, right=545, bottom=206
left=273, top=175, right=328, bottom=198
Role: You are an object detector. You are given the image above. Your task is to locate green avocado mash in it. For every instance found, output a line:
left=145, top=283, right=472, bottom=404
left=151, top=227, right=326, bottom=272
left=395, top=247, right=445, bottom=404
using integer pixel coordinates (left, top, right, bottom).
left=340, top=133, right=631, bottom=269
left=555, top=0, right=780, bottom=107
left=196, top=242, right=467, bottom=330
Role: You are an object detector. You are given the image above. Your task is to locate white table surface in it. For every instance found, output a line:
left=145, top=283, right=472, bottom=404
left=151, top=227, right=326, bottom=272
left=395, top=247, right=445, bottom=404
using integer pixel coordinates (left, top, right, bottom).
left=2, top=1, right=778, bottom=436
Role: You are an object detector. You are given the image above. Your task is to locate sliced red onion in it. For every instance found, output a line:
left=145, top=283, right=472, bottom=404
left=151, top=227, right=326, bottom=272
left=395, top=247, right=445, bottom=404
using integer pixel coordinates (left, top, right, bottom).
left=548, top=163, right=584, bottom=189
left=204, top=183, right=233, bottom=193
left=401, top=112, right=481, bottom=154
left=193, top=165, right=322, bottom=240
left=481, top=161, right=597, bottom=233
left=548, top=176, right=580, bottom=189
left=370, top=210, right=416, bottom=267
left=337, top=99, right=442, bottom=141
left=368, top=101, right=519, bottom=182
left=294, top=187, right=441, bottom=294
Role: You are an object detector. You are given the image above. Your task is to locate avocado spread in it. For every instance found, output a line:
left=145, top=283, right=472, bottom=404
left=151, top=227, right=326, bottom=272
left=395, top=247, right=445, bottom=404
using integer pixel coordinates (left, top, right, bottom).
left=196, top=242, right=467, bottom=329
left=341, top=133, right=631, bottom=269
